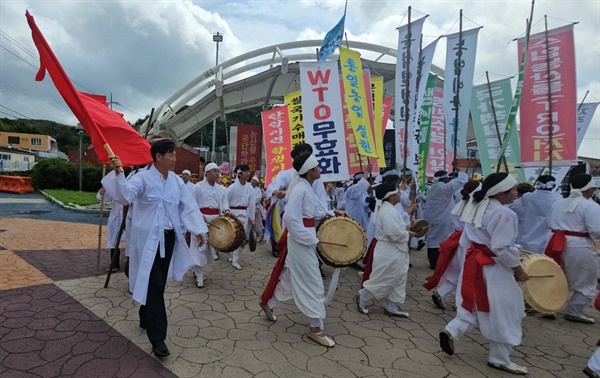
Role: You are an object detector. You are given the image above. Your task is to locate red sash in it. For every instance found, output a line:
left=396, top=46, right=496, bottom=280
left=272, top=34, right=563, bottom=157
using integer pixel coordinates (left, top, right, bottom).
left=200, top=207, right=219, bottom=215
left=544, top=229, right=591, bottom=265
left=460, top=242, right=496, bottom=313
left=361, top=238, right=378, bottom=286
left=230, top=206, right=247, bottom=210
left=260, top=218, right=315, bottom=305
left=423, top=231, right=462, bottom=291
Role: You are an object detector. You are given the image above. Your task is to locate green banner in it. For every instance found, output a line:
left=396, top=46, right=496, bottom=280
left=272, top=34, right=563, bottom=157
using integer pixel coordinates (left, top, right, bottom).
left=418, top=74, right=437, bottom=191
left=471, top=78, right=525, bottom=182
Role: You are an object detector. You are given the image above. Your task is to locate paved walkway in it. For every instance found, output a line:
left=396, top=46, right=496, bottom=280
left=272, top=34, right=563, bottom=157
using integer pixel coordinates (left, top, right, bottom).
left=0, top=191, right=598, bottom=377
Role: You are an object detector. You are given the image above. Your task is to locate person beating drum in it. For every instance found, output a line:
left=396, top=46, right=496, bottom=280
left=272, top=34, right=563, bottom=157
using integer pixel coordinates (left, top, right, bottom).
left=226, top=164, right=256, bottom=270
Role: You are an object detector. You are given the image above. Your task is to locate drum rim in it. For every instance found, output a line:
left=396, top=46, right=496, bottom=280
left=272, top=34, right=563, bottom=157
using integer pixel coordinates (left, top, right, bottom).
left=519, top=253, right=568, bottom=313
left=208, top=215, right=246, bottom=252
left=316, top=216, right=366, bottom=267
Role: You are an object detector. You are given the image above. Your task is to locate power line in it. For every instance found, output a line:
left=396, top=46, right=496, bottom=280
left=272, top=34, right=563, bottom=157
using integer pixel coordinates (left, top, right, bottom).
left=0, top=104, right=32, bottom=119
left=0, top=83, right=73, bottom=118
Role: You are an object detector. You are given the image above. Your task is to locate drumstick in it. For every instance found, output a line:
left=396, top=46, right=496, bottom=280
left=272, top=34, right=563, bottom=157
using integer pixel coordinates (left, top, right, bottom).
left=318, top=241, right=348, bottom=248
left=528, top=274, right=554, bottom=278
left=206, top=221, right=221, bottom=230
left=413, top=225, right=430, bottom=232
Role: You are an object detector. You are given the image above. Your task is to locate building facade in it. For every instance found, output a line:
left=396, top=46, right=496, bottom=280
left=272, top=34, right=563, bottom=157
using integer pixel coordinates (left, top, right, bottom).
left=0, top=132, right=58, bottom=152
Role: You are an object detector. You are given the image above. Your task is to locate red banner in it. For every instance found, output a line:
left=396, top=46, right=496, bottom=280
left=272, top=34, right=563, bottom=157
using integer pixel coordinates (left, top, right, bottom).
left=236, top=125, right=262, bottom=173
left=261, top=107, right=293, bottom=185
left=428, top=88, right=453, bottom=176
left=519, top=25, right=577, bottom=167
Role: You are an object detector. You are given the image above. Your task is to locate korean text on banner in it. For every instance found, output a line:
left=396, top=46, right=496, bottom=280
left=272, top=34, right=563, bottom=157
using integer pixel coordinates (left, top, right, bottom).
left=339, top=47, right=378, bottom=158
left=299, top=61, right=350, bottom=182
left=261, top=107, right=293, bottom=185
left=383, top=129, right=396, bottom=168
left=429, top=87, right=453, bottom=176
left=371, top=76, right=386, bottom=167
left=471, top=78, right=525, bottom=181
left=395, top=17, right=426, bottom=168
left=443, top=27, right=481, bottom=158
left=418, top=74, right=437, bottom=191
left=518, top=24, right=577, bottom=167
left=236, top=125, right=263, bottom=173
left=577, top=103, right=599, bottom=149
left=284, top=91, right=305, bottom=147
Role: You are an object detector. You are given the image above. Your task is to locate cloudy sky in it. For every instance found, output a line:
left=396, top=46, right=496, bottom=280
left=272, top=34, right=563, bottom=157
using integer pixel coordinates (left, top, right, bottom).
left=1, top=0, right=598, bottom=158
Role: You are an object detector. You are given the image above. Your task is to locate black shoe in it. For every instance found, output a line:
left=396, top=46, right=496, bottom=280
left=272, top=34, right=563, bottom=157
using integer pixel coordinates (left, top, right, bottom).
left=584, top=366, right=600, bottom=378
left=417, top=240, right=426, bottom=250
left=439, top=330, right=454, bottom=355
left=106, top=266, right=120, bottom=273
left=542, top=313, right=556, bottom=320
left=432, top=291, right=445, bottom=310
left=349, top=262, right=364, bottom=272
left=152, top=341, right=170, bottom=358
left=273, top=251, right=280, bottom=258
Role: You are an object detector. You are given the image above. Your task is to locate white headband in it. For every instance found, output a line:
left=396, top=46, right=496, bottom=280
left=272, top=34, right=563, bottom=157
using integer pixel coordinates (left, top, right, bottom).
left=380, top=188, right=399, bottom=201
left=566, top=180, right=597, bottom=212
left=451, top=182, right=482, bottom=216
left=433, top=173, right=450, bottom=183
left=182, top=169, right=191, bottom=175
left=372, top=188, right=399, bottom=225
left=382, top=169, right=398, bottom=178
left=535, top=181, right=556, bottom=190
left=299, top=156, right=319, bottom=175
left=204, top=163, right=219, bottom=172
left=251, top=176, right=260, bottom=182
left=461, top=175, right=517, bottom=227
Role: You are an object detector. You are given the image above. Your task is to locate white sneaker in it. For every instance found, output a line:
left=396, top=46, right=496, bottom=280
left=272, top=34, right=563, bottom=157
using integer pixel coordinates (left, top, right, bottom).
left=232, top=262, right=242, bottom=270
left=213, top=255, right=219, bottom=261
left=227, top=257, right=233, bottom=262
left=197, top=279, right=204, bottom=288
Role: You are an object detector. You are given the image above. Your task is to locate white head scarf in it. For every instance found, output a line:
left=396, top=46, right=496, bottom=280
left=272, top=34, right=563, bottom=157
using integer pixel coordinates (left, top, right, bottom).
left=372, top=187, right=399, bottom=225
left=461, top=175, right=517, bottom=227
left=535, top=181, right=556, bottom=190
left=286, top=155, right=319, bottom=199
left=182, top=169, right=191, bottom=176
left=566, top=179, right=596, bottom=212
left=451, top=182, right=482, bottom=216
left=204, top=162, right=219, bottom=173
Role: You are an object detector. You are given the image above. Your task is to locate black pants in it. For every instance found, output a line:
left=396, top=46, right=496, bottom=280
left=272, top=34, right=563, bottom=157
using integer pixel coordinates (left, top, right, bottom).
left=427, top=247, right=439, bottom=270
left=110, top=248, right=121, bottom=269
left=140, top=229, right=175, bottom=344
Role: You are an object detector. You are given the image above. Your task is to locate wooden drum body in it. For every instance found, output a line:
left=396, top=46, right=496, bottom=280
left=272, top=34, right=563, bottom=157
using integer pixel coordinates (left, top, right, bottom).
left=316, top=216, right=366, bottom=267
left=208, top=215, right=246, bottom=252
left=410, top=219, right=430, bottom=238
left=519, top=251, right=568, bottom=314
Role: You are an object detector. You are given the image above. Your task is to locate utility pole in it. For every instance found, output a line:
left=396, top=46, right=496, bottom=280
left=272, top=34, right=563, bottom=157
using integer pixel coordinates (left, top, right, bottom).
left=212, top=32, right=223, bottom=162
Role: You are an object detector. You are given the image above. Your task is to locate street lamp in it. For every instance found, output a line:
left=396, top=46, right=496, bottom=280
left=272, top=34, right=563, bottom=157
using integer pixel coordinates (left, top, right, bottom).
left=211, top=31, right=223, bottom=162
left=78, top=130, right=84, bottom=192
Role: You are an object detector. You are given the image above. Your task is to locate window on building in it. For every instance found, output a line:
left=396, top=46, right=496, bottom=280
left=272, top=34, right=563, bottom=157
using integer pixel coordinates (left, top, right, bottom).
left=31, top=138, right=42, bottom=146
left=23, top=156, right=30, bottom=162
left=0, top=154, right=11, bottom=160
left=7, top=136, right=20, bottom=144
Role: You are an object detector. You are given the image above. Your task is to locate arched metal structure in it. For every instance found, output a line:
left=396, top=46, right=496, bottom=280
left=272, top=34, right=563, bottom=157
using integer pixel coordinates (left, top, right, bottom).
left=140, top=39, right=445, bottom=143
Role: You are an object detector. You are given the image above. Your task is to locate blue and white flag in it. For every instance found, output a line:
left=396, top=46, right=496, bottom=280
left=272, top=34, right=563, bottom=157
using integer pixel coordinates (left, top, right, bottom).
left=318, top=3, right=347, bottom=61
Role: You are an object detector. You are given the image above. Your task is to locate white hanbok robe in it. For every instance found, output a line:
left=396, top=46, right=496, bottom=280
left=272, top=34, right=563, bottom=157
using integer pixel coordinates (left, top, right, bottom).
left=251, top=185, right=265, bottom=237
left=363, top=201, right=411, bottom=303
left=344, top=178, right=371, bottom=231
left=190, top=180, right=229, bottom=266
left=274, top=179, right=332, bottom=320
left=226, top=179, right=256, bottom=244
left=96, top=174, right=126, bottom=249
left=520, top=190, right=562, bottom=253
left=103, top=166, right=207, bottom=305
left=423, top=172, right=468, bottom=248
left=366, top=203, right=410, bottom=248
left=184, top=181, right=195, bottom=193
left=437, top=208, right=468, bottom=298
left=451, top=199, right=524, bottom=346
left=546, top=197, right=600, bottom=310
left=507, top=197, right=526, bottom=246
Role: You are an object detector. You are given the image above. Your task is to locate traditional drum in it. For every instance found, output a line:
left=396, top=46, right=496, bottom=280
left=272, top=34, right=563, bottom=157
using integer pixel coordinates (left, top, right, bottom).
left=208, top=214, right=246, bottom=252
left=248, top=226, right=257, bottom=252
left=316, top=216, right=366, bottom=267
left=519, top=251, right=568, bottom=314
left=410, top=219, right=430, bottom=238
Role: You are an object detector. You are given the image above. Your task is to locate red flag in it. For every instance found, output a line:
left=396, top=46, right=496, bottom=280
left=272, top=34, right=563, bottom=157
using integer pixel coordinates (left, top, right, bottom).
left=26, top=11, right=152, bottom=167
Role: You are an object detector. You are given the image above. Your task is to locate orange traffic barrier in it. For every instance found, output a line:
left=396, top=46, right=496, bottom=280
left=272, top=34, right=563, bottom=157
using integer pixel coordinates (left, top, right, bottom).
left=0, top=175, right=33, bottom=195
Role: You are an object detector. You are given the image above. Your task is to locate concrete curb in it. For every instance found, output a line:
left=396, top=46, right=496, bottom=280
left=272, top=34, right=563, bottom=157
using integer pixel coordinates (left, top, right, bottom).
left=38, top=189, right=111, bottom=215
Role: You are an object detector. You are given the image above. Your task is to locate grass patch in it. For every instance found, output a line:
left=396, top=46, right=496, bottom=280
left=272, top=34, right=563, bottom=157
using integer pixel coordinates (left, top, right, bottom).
left=44, top=189, right=100, bottom=206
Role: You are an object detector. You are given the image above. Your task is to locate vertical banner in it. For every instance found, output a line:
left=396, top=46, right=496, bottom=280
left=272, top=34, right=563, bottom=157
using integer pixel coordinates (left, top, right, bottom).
left=395, top=17, right=427, bottom=168
left=443, top=27, right=481, bottom=158
left=261, top=107, right=293, bottom=185
left=383, top=129, right=396, bottom=168
left=576, top=103, right=599, bottom=149
left=229, top=126, right=238, bottom=167
left=418, top=74, right=437, bottom=191
left=429, top=87, right=454, bottom=176
left=300, top=61, right=350, bottom=182
left=284, top=91, right=305, bottom=147
left=519, top=24, right=577, bottom=167
left=523, top=166, right=570, bottom=187
left=339, top=47, right=378, bottom=157
left=371, top=76, right=386, bottom=167
left=236, top=125, right=263, bottom=173
left=471, top=78, right=525, bottom=181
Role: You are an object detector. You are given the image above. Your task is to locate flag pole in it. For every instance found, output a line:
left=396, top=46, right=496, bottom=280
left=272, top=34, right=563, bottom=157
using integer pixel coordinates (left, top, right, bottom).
left=486, top=71, right=510, bottom=172
left=452, top=9, right=463, bottom=172
left=96, top=165, right=106, bottom=276
left=543, top=15, right=555, bottom=172
left=402, top=6, right=412, bottom=174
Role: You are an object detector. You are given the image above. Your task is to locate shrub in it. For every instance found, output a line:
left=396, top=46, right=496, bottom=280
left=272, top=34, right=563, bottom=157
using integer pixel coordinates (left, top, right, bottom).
left=31, top=158, right=103, bottom=191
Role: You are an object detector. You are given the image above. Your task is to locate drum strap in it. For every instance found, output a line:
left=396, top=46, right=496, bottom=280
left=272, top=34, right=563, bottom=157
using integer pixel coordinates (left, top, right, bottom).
left=423, top=231, right=462, bottom=291
left=544, top=229, right=591, bottom=265
left=361, top=238, right=378, bottom=286
left=200, top=207, right=219, bottom=215
left=461, top=242, right=496, bottom=313
left=230, top=206, right=247, bottom=210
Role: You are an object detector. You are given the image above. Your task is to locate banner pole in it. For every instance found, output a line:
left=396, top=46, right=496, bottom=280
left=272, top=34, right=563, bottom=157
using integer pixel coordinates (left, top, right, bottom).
left=544, top=15, right=555, bottom=172
left=96, top=164, right=106, bottom=276
left=485, top=72, right=510, bottom=172
left=402, top=6, right=412, bottom=174
left=452, top=9, right=463, bottom=171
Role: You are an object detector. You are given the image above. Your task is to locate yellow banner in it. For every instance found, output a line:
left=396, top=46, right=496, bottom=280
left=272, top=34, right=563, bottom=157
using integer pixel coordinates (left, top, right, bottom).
left=284, top=91, right=305, bottom=148
left=371, top=76, right=386, bottom=167
left=339, top=46, right=377, bottom=158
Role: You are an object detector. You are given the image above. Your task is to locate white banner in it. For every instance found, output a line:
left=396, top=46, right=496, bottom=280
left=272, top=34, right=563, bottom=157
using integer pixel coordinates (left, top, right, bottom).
left=577, top=102, right=599, bottom=150
left=408, top=38, right=439, bottom=175
left=395, top=16, right=427, bottom=169
left=299, top=61, right=350, bottom=181
left=523, top=166, right=570, bottom=190
left=443, top=27, right=481, bottom=158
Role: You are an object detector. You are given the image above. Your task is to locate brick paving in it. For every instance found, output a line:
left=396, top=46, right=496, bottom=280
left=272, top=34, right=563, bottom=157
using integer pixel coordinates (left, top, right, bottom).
left=1, top=191, right=598, bottom=377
